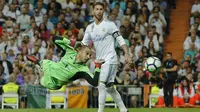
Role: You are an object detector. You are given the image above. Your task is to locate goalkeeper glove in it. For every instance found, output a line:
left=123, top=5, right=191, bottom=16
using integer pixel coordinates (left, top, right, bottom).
left=94, top=59, right=105, bottom=68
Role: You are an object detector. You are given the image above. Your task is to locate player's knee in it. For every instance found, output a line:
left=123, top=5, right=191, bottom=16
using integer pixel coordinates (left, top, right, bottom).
left=105, top=82, right=114, bottom=88
left=98, top=82, right=106, bottom=90
left=106, top=82, right=115, bottom=93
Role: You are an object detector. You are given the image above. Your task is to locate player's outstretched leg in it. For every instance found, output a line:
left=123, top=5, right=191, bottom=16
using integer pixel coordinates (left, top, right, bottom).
left=106, top=83, right=128, bottom=112
left=98, top=82, right=107, bottom=112
left=26, top=55, right=40, bottom=65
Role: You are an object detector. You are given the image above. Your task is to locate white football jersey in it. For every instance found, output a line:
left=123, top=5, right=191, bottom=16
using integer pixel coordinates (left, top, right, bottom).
left=82, top=20, right=119, bottom=64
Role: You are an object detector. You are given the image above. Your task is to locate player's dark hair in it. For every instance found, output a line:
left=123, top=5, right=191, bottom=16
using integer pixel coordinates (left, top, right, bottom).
left=93, top=2, right=104, bottom=9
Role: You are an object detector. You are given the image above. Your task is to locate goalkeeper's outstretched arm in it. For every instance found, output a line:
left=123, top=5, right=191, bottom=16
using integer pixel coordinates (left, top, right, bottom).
left=69, top=68, right=100, bottom=86
left=52, top=36, right=72, bottom=51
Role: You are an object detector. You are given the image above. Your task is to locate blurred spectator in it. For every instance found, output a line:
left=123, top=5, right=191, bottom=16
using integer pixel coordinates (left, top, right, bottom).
left=149, top=12, right=166, bottom=36
left=7, top=49, right=16, bottom=64
left=174, top=77, right=195, bottom=107
left=183, top=43, right=198, bottom=66
left=135, top=51, right=144, bottom=68
left=21, top=1, right=34, bottom=12
left=61, top=0, right=76, bottom=10
left=136, top=15, right=148, bottom=37
left=39, top=23, right=51, bottom=41
left=72, top=12, right=84, bottom=29
left=138, top=5, right=150, bottom=23
left=149, top=6, right=167, bottom=26
left=0, top=52, right=13, bottom=83
left=141, top=46, right=150, bottom=58
left=5, top=16, right=14, bottom=29
left=117, top=64, right=136, bottom=83
left=58, top=13, right=69, bottom=30
left=10, top=66, right=24, bottom=85
left=163, top=52, right=178, bottom=107
left=34, top=9, right=43, bottom=26
left=47, top=0, right=62, bottom=11
left=16, top=53, right=25, bottom=68
left=183, top=29, right=200, bottom=51
left=129, top=44, right=138, bottom=62
left=127, top=0, right=138, bottom=15
left=121, top=18, right=133, bottom=39
left=109, top=13, right=121, bottom=28
left=151, top=25, right=164, bottom=45
left=144, top=30, right=160, bottom=52
left=52, top=21, right=67, bottom=36
left=16, top=7, right=30, bottom=31
left=148, top=41, right=158, bottom=57
left=47, top=1, right=61, bottom=17
left=42, top=14, right=54, bottom=31
left=4, top=3, right=20, bottom=20
left=21, top=64, right=36, bottom=85
left=195, top=52, right=200, bottom=72
left=65, top=7, right=73, bottom=23
left=133, top=69, right=149, bottom=86
left=48, top=9, right=58, bottom=25
left=177, top=60, right=190, bottom=79
left=191, top=0, right=200, bottom=15
left=0, top=63, right=6, bottom=85
left=67, top=30, right=76, bottom=47
left=35, top=1, right=47, bottom=15
left=6, top=37, right=18, bottom=55
left=194, top=73, right=200, bottom=105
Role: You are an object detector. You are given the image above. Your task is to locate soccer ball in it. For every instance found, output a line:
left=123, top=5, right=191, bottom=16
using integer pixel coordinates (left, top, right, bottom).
left=144, top=56, right=162, bottom=73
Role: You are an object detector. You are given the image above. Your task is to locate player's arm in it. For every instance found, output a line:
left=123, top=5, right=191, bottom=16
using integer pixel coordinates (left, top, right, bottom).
left=164, top=60, right=178, bottom=72
left=69, top=68, right=100, bottom=86
left=69, top=60, right=104, bottom=86
left=110, top=22, right=131, bottom=63
left=52, top=36, right=74, bottom=51
left=81, top=26, right=91, bottom=46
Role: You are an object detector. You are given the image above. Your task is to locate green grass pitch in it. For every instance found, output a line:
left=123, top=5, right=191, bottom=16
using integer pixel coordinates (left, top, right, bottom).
left=0, top=108, right=200, bottom=112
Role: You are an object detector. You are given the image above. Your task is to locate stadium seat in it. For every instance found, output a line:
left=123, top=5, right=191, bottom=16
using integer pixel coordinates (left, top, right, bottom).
left=1, top=92, right=19, bottom=109
left=127, top=87, right=142, bottom=107
left=105, top=92, right=117, bottom=108
left=149, top=94, right=159, bottom=108
left=47, top=86, right=67, bottom=109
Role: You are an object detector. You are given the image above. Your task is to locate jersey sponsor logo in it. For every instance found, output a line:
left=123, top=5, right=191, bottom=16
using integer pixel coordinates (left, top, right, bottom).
left=93, top=35, right=106, bottom=42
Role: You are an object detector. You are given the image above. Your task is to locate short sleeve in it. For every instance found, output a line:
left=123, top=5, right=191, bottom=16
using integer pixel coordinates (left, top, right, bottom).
left=109, top=22, right=120, bottom=34
left=82, top=26, right=91, bottom=46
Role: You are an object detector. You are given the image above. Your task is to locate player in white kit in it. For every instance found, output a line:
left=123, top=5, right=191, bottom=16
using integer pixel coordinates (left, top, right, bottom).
left=81, top=2, right=131, bottom=112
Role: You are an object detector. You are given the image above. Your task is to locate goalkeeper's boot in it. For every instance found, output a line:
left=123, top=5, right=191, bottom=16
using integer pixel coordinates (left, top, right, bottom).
left=26, top=55, right=40, bottom=65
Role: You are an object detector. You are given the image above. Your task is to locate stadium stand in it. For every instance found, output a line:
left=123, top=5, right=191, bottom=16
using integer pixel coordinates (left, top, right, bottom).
left=0, top=0, right=200, bottom=109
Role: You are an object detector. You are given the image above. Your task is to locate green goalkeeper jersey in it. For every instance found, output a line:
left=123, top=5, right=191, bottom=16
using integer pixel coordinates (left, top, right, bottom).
left=41, top=37, right=93, bottom=89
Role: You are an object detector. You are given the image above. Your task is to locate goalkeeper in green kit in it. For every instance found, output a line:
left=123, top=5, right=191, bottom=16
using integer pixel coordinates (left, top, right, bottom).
left=27, top=36, right=104, bottom=90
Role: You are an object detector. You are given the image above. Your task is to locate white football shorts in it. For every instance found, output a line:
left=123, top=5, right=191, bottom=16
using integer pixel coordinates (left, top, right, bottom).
left=100, top=63, right=117, bottom=83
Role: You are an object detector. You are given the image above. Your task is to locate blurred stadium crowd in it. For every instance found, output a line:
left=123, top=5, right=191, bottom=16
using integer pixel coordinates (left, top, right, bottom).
left=0, top=0, right=200, bottom=108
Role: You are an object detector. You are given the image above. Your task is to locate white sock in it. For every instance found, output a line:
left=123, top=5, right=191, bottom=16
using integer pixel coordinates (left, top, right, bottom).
left=106, top=86, right=127, bottom=112
left=98, top=83, right=106, bottom=112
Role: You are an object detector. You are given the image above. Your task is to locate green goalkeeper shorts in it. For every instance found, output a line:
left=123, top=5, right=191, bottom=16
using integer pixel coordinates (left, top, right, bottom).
left=40, top=60, right=62, bottom=90
left=40, top=75, right=62, bottom=90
